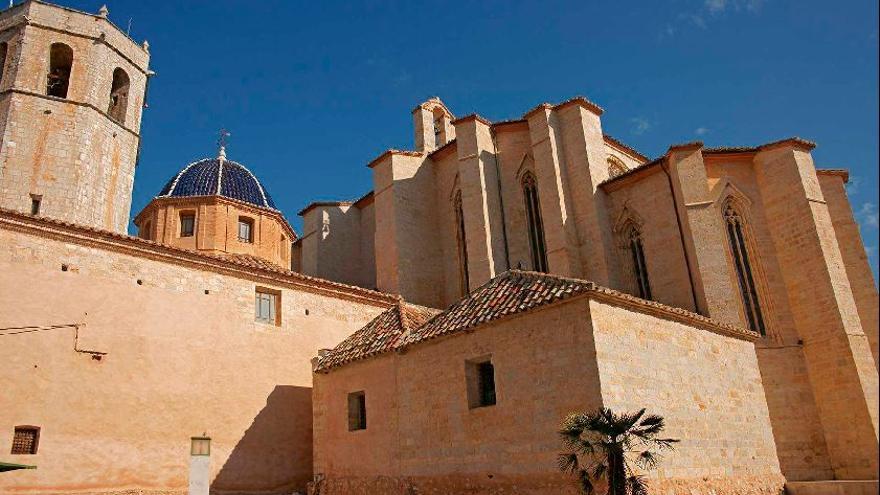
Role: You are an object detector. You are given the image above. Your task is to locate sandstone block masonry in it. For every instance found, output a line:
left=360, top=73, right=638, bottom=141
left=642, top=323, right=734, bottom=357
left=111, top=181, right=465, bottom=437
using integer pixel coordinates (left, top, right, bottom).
left=0, top=208, right=392, bottom=494
left=0, top=1, right=150, bottom=234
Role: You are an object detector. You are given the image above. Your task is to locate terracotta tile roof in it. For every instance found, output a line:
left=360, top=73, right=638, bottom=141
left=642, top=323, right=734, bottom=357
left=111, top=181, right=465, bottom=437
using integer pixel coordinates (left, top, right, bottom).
left=400, top=271, right=594, bottom=347
left=314, top=302, right=441, bottom=371
left=316, top=270, right=758, bottom=372
left=0, top=207, right=396, bottom=307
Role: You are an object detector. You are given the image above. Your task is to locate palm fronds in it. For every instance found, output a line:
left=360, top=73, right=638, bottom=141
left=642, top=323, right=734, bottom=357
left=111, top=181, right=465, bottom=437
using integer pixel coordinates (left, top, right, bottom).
left=557, top=407, right=678, bottom=495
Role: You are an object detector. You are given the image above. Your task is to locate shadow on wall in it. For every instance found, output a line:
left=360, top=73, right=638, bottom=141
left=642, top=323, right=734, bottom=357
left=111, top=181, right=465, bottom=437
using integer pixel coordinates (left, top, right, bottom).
left=212, top=385, right=313, bottom=494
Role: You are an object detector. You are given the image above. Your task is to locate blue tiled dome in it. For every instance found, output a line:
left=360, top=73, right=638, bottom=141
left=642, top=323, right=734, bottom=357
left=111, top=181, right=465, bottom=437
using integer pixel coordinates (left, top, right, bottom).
left=157, top=157, right=277, bottom=210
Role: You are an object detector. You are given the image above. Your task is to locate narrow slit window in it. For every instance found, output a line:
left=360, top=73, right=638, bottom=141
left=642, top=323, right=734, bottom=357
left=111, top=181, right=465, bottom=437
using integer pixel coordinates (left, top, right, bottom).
left=179, top=213, right=195, bottom=237
left=348, top=391, right=367, bottom=431
left=47, top=43, right=73, bottom=98
left=30, top=194, right=42, bottom=216
left=454, top=191, right=470, bottom=296
left=11, top=426, right=39, bottom=455
left=724, top=203, right=766, bottom=335
left=0, top=42, right=8, bottom=85
left=254, top=288, right=279, bottom=325
left=522, top=172, right=548, bottom=272
left=107, top=67, right=130, bottom=123
left=238, top=217, right=254, bottom=243
left=466, top=358, right=497, bottom=409
left=627, top=226, right=652, bottom=300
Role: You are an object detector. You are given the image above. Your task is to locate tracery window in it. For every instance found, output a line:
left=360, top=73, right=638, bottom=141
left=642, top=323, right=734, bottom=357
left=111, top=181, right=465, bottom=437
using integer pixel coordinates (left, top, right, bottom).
left=724, top=202, right=766, bottom=335
left=454, top=190, right=470, bottom=296
left=608, top=156, right=628, bottom=179
left=521, top=172, right=548, bottom=272
left=47, top=43, right=73, bottom=98
left=625, top=225, right=652, bottom=300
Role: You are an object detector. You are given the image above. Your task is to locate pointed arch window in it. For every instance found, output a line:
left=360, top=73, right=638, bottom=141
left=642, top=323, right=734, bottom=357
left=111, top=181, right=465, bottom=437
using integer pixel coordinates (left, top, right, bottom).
left=521, top=172, right=548, bottom=272
left=625, top=225, right=652, bottom=300
left=454, top=191, right=470, bottom=296
left=724, top=202, right=766, bottom=335
left=47, top=43, right=73, bottom=98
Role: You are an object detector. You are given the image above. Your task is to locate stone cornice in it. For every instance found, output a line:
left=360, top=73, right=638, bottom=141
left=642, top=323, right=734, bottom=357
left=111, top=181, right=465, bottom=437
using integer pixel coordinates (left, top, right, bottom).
left=523, top=96, right=605, bottom=120
left=0, top=207, right=396, bottom=308
left=599, top=157, right=666, bottom=191
left=451, top=113, right=492, bottom=127
left=297, top=201, right=354, bottom=217
left=366, top=149, right=424, bottom=169
left=0, top=88, right=141, bottom=138
left=816, top=169, right=850, bottom=183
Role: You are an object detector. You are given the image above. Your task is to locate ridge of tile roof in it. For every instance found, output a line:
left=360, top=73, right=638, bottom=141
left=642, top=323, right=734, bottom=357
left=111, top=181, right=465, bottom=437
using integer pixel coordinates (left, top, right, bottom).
left=316, top=270, right=757, bottom=372
left=314, top=301, right=441, bottom=371
left=0, top=207, right=397, bottom=307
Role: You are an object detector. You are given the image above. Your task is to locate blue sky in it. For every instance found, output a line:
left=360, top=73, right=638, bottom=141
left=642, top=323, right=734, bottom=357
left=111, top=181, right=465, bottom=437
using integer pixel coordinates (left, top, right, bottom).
left=51, top=0, right=880, bottom=276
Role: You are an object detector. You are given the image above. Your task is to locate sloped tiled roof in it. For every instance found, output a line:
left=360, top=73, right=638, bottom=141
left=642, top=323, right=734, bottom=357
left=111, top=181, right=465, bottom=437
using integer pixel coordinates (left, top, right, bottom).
left=400, top=271, right=594, bottom=346
left=315, top=302, right=441, bottom=371
left=315, top=270, right=759, bottom=372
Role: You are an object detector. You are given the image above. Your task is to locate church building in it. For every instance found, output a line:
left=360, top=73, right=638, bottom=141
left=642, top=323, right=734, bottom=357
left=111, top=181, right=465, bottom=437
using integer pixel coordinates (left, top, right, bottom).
left=0, top=2, right=876, bottom=495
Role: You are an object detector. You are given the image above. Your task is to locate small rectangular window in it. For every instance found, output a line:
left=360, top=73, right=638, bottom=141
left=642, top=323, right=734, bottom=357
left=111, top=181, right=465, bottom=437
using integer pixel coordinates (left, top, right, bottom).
left=238, top=218, right=253, bottom=243
left=255, top=288, right=279, bottom=325
left=466, top=357, right=496, bottom=409
left=11, top=426, right=39, bottom=455
left=179, top=214, right=195, bottom=237
left=191, top=437, right=210, bottom=456
left=30, top=194, right=42, bottom=216
left=348, top=391, right=367, bottom=431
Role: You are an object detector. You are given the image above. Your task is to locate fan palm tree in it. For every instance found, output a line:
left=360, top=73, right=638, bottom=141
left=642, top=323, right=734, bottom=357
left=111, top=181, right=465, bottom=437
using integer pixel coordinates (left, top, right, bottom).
left=558, top=407, right=678, bottom=495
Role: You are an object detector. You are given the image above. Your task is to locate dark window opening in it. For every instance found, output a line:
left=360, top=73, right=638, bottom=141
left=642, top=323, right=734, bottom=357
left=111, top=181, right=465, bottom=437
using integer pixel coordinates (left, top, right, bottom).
left=0, top=42, right=8, bottom=85
left=179, top=213, right=195, bottom=237
left=522, top=172, right=548, bottom=272
left=238, top=217, right=254, bottom=243
left=454, top=191, right=469, bottom=296
left=107, top=67, right=130, bottom=123
left=47, top=43, right=73, bottom=98
left=467, top=358, right=496, bottom=409
left=11, top=426, right=39, bottom=455
left=627, top=227, right=652, bottom=300
left=724, top=203, right=766, bottom=335
left=348, top=391, right=367, bottom=431
left=30, top=194, right=42, bottom=216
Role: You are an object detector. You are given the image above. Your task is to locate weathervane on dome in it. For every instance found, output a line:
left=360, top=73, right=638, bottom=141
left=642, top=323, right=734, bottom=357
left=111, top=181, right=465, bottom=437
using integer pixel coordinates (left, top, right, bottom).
left=217, top=129, right=231, bottom=162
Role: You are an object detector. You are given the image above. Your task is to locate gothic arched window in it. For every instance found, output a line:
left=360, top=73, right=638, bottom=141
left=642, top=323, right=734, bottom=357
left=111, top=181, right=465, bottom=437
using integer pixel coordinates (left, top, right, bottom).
left=47, top=43, right=73, bottom=98
left=724, top=202, right=766, bottom=335
left=108, top=67, right=130, bottom=123
left=521, top=172, right=548, bottom=272
left=454, top=191, right=470, bottom=296
left=608, top=156, right=628, bottom=179
left=625, top=224, right=652, bottom=300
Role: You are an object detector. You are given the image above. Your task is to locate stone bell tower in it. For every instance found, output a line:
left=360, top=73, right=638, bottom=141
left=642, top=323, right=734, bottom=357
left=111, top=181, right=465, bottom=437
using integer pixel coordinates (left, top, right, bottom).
left=0, top=1, right=151, bottom=233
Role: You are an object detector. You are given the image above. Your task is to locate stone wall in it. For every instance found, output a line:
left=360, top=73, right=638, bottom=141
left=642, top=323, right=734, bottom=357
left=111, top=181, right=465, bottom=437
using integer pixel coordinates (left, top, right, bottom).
left=0, top=211, right=389, bottom=494
left=312, top=296, right=784, bottom=494
left=0, top=1, right=149, bottom=233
